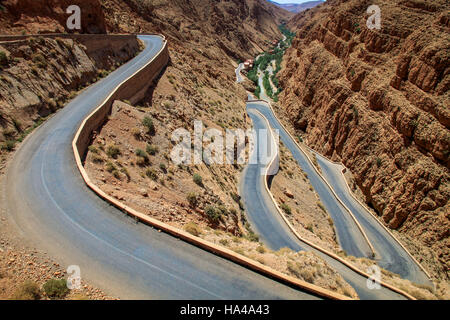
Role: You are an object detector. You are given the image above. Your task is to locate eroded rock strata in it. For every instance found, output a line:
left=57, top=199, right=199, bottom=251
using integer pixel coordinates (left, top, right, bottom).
left=279, top=0, right=449, bottom=280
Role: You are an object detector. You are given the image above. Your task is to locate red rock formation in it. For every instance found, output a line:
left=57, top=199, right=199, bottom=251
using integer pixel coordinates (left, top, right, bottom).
left=280, top=0, right=449, bottom=279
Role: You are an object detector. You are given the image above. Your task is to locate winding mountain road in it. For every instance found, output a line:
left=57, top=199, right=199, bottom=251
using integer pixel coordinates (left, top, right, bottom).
left=3, top=35, right=324, bottom=300
left=242, top=104, right=404, bottom=300
left=3, top=30, right=430, bottom=301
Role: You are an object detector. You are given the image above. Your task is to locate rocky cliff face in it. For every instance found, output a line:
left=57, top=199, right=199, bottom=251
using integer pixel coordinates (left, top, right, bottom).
left=0, top=36, right=140, bottom=158
left=102, top=0, right=291, bottom=61
left=0, top=0, right=107, bottom=34
left=279, top=0, right=449, bottom=280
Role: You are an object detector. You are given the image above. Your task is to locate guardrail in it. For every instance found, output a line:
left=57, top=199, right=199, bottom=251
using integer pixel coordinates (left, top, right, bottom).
left=246, top=99, right=416, bottom=300
left=71, top=35, right=349, bottom=301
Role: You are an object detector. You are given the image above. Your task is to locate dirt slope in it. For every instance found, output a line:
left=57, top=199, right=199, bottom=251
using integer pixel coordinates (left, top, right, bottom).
left=269, top=0, right=325, bottom=13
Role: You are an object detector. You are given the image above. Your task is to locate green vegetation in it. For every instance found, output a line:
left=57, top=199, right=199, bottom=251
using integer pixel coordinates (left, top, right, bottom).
left=262, top=71, right=273, bottom=98
left=352, top=106, right=359, bottom=121
left=135, top=148, right=148, bottom=159
left=146, top=144, right=159, bottom=155
left=88, top=145, right=99, bottom=154
left=0, top=51, right=8, bottom=66
left=43, top=279, right=69, bottom=299
left=98, top=69, right=109, bottom=78
left=106, top=145, right=121, bottom=159
left=112, top=169, right=121, bottom=179
left=238, top=200, right=245, bottom=211
left=217, top=205, right=229, bottom=217
left=3, top=128, right=16, bottom=138
left=12, top=118, right=22, bottom=132
left=279, top=24, right=296, bottom=46
left=136, top=149, right=150, bottom=165
left=31, top=66, right=39, bottom=75
left=104, top=161, right=121, bottom=179
left=317, top=202, right=327, bottom=213
left=246, top=67, right=259, bottom=84
left=232, top=236, right=242, bottom=243
left=187, top=192, right=198, bottom=208
left=92, top=154, right=104, bottom=164
left=205, top=206, right=221, bottom=223
left=231, top=192, right=241, bottom=203
left=145, top=168, right=158, bottom=181
left=142, top=116, right=155, bottom=135
left=242, top=221, right=260, bottom=242
left=105, top=161, right=116, bottom=173
left=1, top=140, right=15, bottom=152
left=184, top=222, right=201, bottom=237
left=246, top=230, right=259, bottom=242
left=280, top=203, right=292, bottom=215
left=254, top=86, right=261, bottom=99
left=256, top=245, right=266, bottom=254
left=131, top=127, right=141, bottom=139
left=120, top=167, right=130, bottom=181
left=32, top=53, right=47, bottom=68
left=11, top=281, right=41, bottom=300
left=193, top=173, right=203, bottom=186
left=246, top=24, right=296, bottom=100
left=15, top=116, right=48, bottom=143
